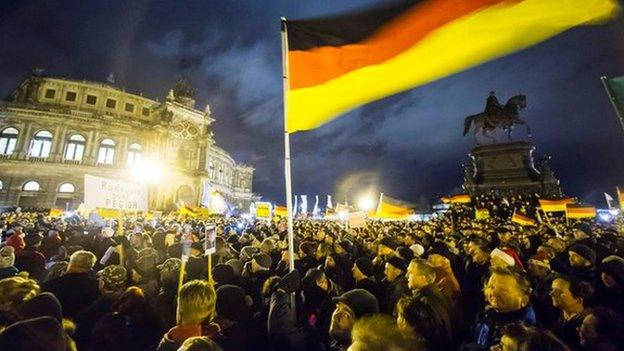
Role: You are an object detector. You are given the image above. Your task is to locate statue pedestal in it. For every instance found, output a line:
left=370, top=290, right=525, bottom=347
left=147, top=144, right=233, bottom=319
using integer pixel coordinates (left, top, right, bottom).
left=463, top=142, right=561, bottom=196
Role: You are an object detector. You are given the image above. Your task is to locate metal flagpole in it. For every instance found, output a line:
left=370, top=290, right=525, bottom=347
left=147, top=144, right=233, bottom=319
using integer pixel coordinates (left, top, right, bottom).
left=600, top=76, right=624, bottom=134
left=281, top=17, right=295, bottom=274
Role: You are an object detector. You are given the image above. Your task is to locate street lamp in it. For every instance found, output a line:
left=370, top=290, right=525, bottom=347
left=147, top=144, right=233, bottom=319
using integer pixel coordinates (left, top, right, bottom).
left=357, top=195, right=374, bottom=211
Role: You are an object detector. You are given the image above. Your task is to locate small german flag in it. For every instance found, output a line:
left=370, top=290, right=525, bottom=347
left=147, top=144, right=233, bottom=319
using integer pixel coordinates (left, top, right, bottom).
left=617, top=187, right=624, bottom=210
left=566, top=204, right=597, bottom=219
left=450, top=194, right=471, bottom=204
left=284, top=0, right=620, bottom=133
left=539, top=198, right=575, bottom=212
left=512, top=213, right=536, bottom=227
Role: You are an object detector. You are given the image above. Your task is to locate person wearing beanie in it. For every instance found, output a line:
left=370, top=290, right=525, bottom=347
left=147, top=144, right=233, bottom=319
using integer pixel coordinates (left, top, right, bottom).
left=298, top=241, right=319, bottom=274
left=15, top=233, right=46, bottom=281
left=568, top=244, right=599, bottom=285
left=0, top=245, right=19, bottom=280
left=5, top=228, right=26, bottom=256
left=213, top=285, right=251, bottom=351
left=596, top=257, right=624, bottom=315
left=43, top=250, right=100, bottom=318
left=381, top=255, right=409, bottom=314
left=490, top=248, right=516, bottom=268
left=241, top=253, right=273, bottom=316
left=527, top=252, right=558, bottom=326
left=212, top=264, right=235, bottom=287
left=329, top=289, right=379, bottom=350
left=396, top=246, right=414, bottom=262
left=351, top=257, right=381, bottom=302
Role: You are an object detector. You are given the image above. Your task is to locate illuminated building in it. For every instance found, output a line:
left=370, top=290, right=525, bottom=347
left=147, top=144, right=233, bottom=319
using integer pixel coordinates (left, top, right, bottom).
left=0, top=71, right=257, bottom=211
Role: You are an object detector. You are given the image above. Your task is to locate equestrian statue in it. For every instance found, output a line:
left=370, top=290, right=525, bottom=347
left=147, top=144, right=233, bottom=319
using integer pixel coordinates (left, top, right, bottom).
left=463, top=92, right=531, bottom=144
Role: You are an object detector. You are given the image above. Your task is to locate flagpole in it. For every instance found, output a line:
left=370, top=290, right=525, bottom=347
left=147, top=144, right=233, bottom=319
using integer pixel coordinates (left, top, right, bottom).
left=281, top=18, right=295, bottom=274
left=600, top=76, right=624, bottom=134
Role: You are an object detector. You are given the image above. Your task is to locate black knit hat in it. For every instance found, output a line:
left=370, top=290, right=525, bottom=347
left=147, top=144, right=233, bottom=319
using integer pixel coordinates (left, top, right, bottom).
left=396, top=246, right=414, bottom=262
left=386, top=256, right=407, bottom=271
left=332, top=289, right=379, bottom=319
left=573, top=222, right=592, bottom=236
left=354, top=257, right=375, bottom=277
left=212, top=264, right=235, bottom=285
left=569, top=244, right=596, bottom=265
left=252, top=253, right=272, bottom=270
left=601, top=258, right=624, bottom=285
left=427, top=244, right=454, bottom=261
left=379, top=237, right=397, bottom=250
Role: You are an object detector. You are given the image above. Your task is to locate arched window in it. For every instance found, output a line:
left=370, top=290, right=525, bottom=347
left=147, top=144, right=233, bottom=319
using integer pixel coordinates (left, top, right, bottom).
left=97, top=139, right=116, bottom=165
left=127, top=143, right=142, bottom=166
left=64, top=134, right=86, bottom=161
left=209, top=162, right=215, bottom=178
left=29, top=130, right=53, bottom=157
left=0, top=127, right=19, bottom=155
left=0, top=180, right=3, bottom=190
left=58, top=183, right=75, bottom=193
left=23, top=181, right=40, bottom=191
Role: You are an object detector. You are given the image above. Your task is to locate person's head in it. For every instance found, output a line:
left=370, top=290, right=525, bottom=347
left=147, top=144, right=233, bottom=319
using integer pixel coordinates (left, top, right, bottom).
left=468, top=240, right=489, bottom=264
left=111, top=286, right=148, bottom=315
left=330, top=289, right=379, bottom=345
left=546, top=237, right=566, bottom=253
left=568, top=244, right=595, bottom=268
left=0, top=245, right=16, bottom=268
left=348, top=314, right=422, bottom=351
left=67, top=250, right=96, bottom=273
left=600, top=257, right=624, bottom=289
left=550, top=276, right=591, bottom=312
left=177, top=280, right=217, bottom=325
left=494, top=322, right=570, bottom=351
left=378, top=237, right=396, bottom=257
left=384, top=256, right=406, bottom=282
left=0, top=276, right=40, bottom=312
left=405, top=259, right=436, bottom=291
left=484, top=268, right=531, bottom=312
left=490, top=248, right=516, bottom=269
left=573, top=222, right=592, bottom=240
left=577, top=307, right=624, bottom=349
left=177, top=336, right=223, bottom=351
left=396, top=293, right=452, bottom=344
left=251, top=253, right=272, bottom=273
left=159, top=258, right=182, bottom=290
left=527, top=253, right=551, bottom=279
left=97, top=265, right=127, bottom=296
left=352, top=258, right=374, bottom=281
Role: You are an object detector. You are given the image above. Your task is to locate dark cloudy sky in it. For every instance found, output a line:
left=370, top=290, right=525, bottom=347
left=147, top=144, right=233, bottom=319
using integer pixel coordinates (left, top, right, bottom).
left=2, top=0, right=624, bottom=207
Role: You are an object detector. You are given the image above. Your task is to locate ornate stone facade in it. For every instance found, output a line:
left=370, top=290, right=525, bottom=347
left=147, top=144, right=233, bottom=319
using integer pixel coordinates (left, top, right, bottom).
left=0, top=73, right=256, bottom=211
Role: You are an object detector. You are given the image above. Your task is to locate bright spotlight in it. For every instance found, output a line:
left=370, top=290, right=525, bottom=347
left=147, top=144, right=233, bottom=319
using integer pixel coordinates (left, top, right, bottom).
left=130, top=159, right=163, bottom=183
left=357, top=196, right=374, bottom=211
left=338, top=210, right=348, bottom=220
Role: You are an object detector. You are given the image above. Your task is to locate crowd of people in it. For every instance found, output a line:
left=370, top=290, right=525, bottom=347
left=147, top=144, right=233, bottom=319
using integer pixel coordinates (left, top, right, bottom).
left=0, top=199, right=623, bottom=351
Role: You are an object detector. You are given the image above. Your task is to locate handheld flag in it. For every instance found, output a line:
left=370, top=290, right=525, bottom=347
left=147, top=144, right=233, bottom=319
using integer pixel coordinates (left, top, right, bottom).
left=511, top=213, right=537, bottom=227
left=566, top=204, right=597, bottom=219
left=450, top=194, right=472, bottom=204
left=284, top=0, right=620, bottom=132
left=313, top=195, right=320, bottom=216
left=274, top=205, right=288, bottom=218
left=375, top=193, right=414, bottom=219
left=327, top=195, right=333, bottom=210
left=617, top=187, right=624, bottom=210
left=300, top=195, right=308, bottom=214
left=539, top=198, right=575, bottom=212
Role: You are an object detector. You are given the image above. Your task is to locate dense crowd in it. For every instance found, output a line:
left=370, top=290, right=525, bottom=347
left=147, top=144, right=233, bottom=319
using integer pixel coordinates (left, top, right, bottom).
left=0, top=200, right=623, bottom=351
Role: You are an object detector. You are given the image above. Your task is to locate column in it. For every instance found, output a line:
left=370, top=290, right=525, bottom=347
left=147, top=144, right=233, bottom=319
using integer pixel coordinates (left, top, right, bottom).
left=16, top=121, right=33, bottom=160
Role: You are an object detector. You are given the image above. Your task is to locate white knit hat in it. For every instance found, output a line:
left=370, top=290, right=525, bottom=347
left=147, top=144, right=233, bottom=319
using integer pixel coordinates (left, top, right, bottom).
left=410, top=244, right=425, bottom=257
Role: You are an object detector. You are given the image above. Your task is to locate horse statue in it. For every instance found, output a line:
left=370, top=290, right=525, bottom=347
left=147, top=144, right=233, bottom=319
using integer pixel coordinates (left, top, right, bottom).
left=463, top=92, right=531, bottom=144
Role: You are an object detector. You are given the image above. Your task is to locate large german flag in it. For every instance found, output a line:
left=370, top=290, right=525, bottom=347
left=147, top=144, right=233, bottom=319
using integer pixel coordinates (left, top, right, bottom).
left=284, top=0, right=619, bottom=133
left=375, top=193, right=415, bottom=219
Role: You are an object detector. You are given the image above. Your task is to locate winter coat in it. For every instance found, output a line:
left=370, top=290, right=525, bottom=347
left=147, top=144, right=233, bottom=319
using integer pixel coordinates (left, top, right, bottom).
left=157, top=322, right=221, bottom=351
left=472, top=304, right=537, bottom=349
left=42, top=271, right=100, bottom=318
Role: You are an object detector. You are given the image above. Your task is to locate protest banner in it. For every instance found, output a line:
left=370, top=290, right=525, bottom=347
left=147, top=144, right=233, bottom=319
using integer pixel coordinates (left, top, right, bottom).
left=255, top=202, right=272, bottom=219
left=84, top=174, right=148, bottom=211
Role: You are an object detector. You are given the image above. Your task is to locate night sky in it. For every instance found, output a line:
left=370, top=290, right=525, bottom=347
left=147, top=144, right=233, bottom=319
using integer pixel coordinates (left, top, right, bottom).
left=2, top=1, right=624, bottom=208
